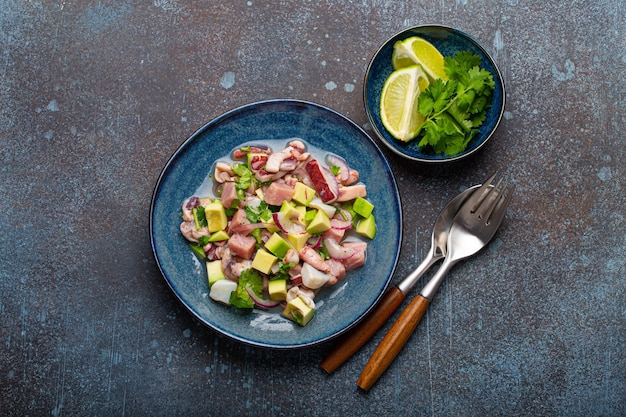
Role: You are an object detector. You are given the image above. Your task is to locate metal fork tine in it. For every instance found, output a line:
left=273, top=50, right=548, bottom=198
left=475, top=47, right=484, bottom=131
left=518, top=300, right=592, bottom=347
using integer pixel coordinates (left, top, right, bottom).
left=481, top=179, right=507, bottom=223
left=468, top=172, right=498, bottom=213
left=488, top=183, right=515, bottom=225
left=474, top=179, right=503, bottom=221
left=500, top=183, right=515, bottom=211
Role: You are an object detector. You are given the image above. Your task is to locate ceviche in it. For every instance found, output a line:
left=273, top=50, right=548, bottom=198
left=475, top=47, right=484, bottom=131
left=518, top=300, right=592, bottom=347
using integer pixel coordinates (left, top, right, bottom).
left=179, top=139, right=376, bottom=326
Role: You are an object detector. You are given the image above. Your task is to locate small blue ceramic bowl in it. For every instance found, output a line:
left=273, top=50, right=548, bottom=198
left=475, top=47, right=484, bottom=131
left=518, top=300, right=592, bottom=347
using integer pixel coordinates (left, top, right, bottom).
left=150, top=100, right=402, bottom=349
left=364, top=25, right=505, bottom=163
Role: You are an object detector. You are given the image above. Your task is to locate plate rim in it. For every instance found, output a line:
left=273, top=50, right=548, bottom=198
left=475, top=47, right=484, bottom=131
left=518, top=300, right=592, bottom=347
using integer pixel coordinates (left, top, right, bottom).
left=149, top=98, right=403, bottom=349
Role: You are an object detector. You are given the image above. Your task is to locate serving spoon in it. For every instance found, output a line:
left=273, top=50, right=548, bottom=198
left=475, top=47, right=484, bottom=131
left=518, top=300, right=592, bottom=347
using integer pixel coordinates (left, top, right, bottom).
left=320, top=185, right=478, bottom=374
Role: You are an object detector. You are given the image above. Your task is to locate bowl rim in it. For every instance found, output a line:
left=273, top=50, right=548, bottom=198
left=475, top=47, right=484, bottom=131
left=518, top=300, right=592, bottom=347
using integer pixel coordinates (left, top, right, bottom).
left=363, top=24, right=506, bottom=163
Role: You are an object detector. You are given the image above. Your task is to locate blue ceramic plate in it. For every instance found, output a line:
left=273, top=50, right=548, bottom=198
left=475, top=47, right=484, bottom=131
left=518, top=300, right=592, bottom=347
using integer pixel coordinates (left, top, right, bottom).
left=150, top=100, right=402, bottom=349
left=364, top=25, right=505, bottom=163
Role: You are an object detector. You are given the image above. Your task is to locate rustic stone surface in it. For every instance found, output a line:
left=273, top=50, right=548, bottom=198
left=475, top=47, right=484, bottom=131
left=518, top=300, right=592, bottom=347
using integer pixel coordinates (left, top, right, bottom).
left=1, top=1, right=624, bottom=415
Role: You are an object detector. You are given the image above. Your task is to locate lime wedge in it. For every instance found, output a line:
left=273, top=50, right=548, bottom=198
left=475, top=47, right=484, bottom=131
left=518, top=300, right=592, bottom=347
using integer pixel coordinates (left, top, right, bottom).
left=391, top=36, right=447, bottom=82
left=379, top=65, right=428, bottom=142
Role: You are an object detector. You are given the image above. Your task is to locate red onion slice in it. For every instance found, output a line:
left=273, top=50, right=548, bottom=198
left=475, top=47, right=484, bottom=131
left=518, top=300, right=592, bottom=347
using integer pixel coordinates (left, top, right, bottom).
left=307, top=235, right=323, bottom=250
left=330, top=218, right=352, bottom=231
left=272, top=212, right=306, bottom=235
left=326, top=153, right=350, bottom=182
left=245, top=287, right=281, bottom=309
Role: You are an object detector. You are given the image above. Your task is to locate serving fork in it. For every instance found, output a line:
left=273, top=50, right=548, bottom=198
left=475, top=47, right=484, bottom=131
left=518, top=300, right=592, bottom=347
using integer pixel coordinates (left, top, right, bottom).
left=357, top=173, right=515, bottom=391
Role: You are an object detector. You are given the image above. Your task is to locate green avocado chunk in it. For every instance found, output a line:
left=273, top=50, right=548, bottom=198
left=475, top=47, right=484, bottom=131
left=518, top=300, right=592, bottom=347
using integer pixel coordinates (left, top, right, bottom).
left=356, top=214, right=377, bottom=239
left=353, top=197, right=374, bottom=218
left=282, top=296, right=315, bottom=326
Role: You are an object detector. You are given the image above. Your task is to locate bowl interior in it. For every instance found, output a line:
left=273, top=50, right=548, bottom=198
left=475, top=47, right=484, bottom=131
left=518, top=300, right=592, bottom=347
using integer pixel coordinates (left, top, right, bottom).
left=150, top=100, right=402, bottom=349
left=364, top=25, right=505, bottom=163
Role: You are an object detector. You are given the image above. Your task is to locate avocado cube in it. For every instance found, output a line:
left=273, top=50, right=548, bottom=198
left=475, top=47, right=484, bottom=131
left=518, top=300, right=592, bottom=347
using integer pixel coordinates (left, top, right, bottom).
left=251, top=249, right=277, bottom=274
left=268, top=279, right=287, bottom=301
left=265, top=233, right=291, bottom=259
left=356, top=214, right=377, bottom=239
left=189, top=243, right=206, bottom=259
left=208, top=230, right=230, bottom=242
left=292, top=182, right=316, bottom=206
left=282, top=296, right=315, bottom=326
left=353, top=197, right=374, bottom=218
left=306, top=209, right=331, bottom=235
left=279, top=201, right=300, bottom=218
left=295, top=205, right=307, bottom=224
left=286, top=232, right=310, bottom=251
left=303, top=209, right=316, bottom=225
left=206, top=260, right=226, bottom=286
left=205, top=201, right=228, bottom=232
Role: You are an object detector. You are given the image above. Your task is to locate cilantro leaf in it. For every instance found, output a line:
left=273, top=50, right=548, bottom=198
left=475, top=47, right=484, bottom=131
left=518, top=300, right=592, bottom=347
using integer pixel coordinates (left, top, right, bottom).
left=272, top=261, right=295, bottom=281
left=244, top=200, right=272, bottom=223
left=229, top=269, right=264, bottom=309
left=413, top=50, right=495, bottom=156
left=193, top=206, right=207, bottom=230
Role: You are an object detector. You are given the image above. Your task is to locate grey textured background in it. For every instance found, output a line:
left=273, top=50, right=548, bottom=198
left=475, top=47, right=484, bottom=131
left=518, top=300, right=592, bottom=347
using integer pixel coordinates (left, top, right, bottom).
left=1, top=1, right=624, bottom=416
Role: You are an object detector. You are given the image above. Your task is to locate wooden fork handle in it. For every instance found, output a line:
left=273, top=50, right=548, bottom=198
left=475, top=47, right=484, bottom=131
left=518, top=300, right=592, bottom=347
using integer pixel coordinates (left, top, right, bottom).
left=320, top=286, right=406, bottom=374
left=356, top=294, right=430, bottom=391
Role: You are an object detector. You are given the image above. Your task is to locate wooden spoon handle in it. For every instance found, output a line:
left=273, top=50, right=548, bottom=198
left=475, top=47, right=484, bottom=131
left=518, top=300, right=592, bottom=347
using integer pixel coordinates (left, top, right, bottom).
left=320, top=286, right=406, bottom=374
left=356, top=294, right=430, bottom=391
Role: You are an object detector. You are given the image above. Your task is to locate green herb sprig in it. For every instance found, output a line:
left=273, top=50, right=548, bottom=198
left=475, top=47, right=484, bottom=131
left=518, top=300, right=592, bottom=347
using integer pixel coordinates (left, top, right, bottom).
left=416, top=51, right=495, bottom=155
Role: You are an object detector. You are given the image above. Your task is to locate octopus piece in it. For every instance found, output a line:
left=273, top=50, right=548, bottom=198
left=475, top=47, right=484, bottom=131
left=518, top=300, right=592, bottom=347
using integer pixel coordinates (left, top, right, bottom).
left=214, top=162, right=235, bottom=183
left=298, top=246, right=330, bottom=273
left=286, top=286, right=316, bottom=307
left=300, top=262, right=332, bottom=289
left=341, top=169, right=360, bottom=186
left=340, top=241, right=367, bottom=271
left=282, top=174, right=300, bottom=187
left=288, top=139, right=306, bottom=151
left=248, top=154, right=272, bottom=182
left=232, top=145, right=271, bottom=160
left=190, top=226, right=210, bottom=242
left=265, top=146, right=295, bottom=173
left=305, top=159, right=339, bottom=203
left=181, top=198, right=195, bottom=222
left=283, top=248, right=300, bottom=265
left=227, top=259, right=253, bottom=279
left=220, top=248, right=252, bottom=280
left=325, top=258, right=346, bottom=283
left=180, top=221, right=197, bottom=242
left=279, top=157, right=299, bottom=171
